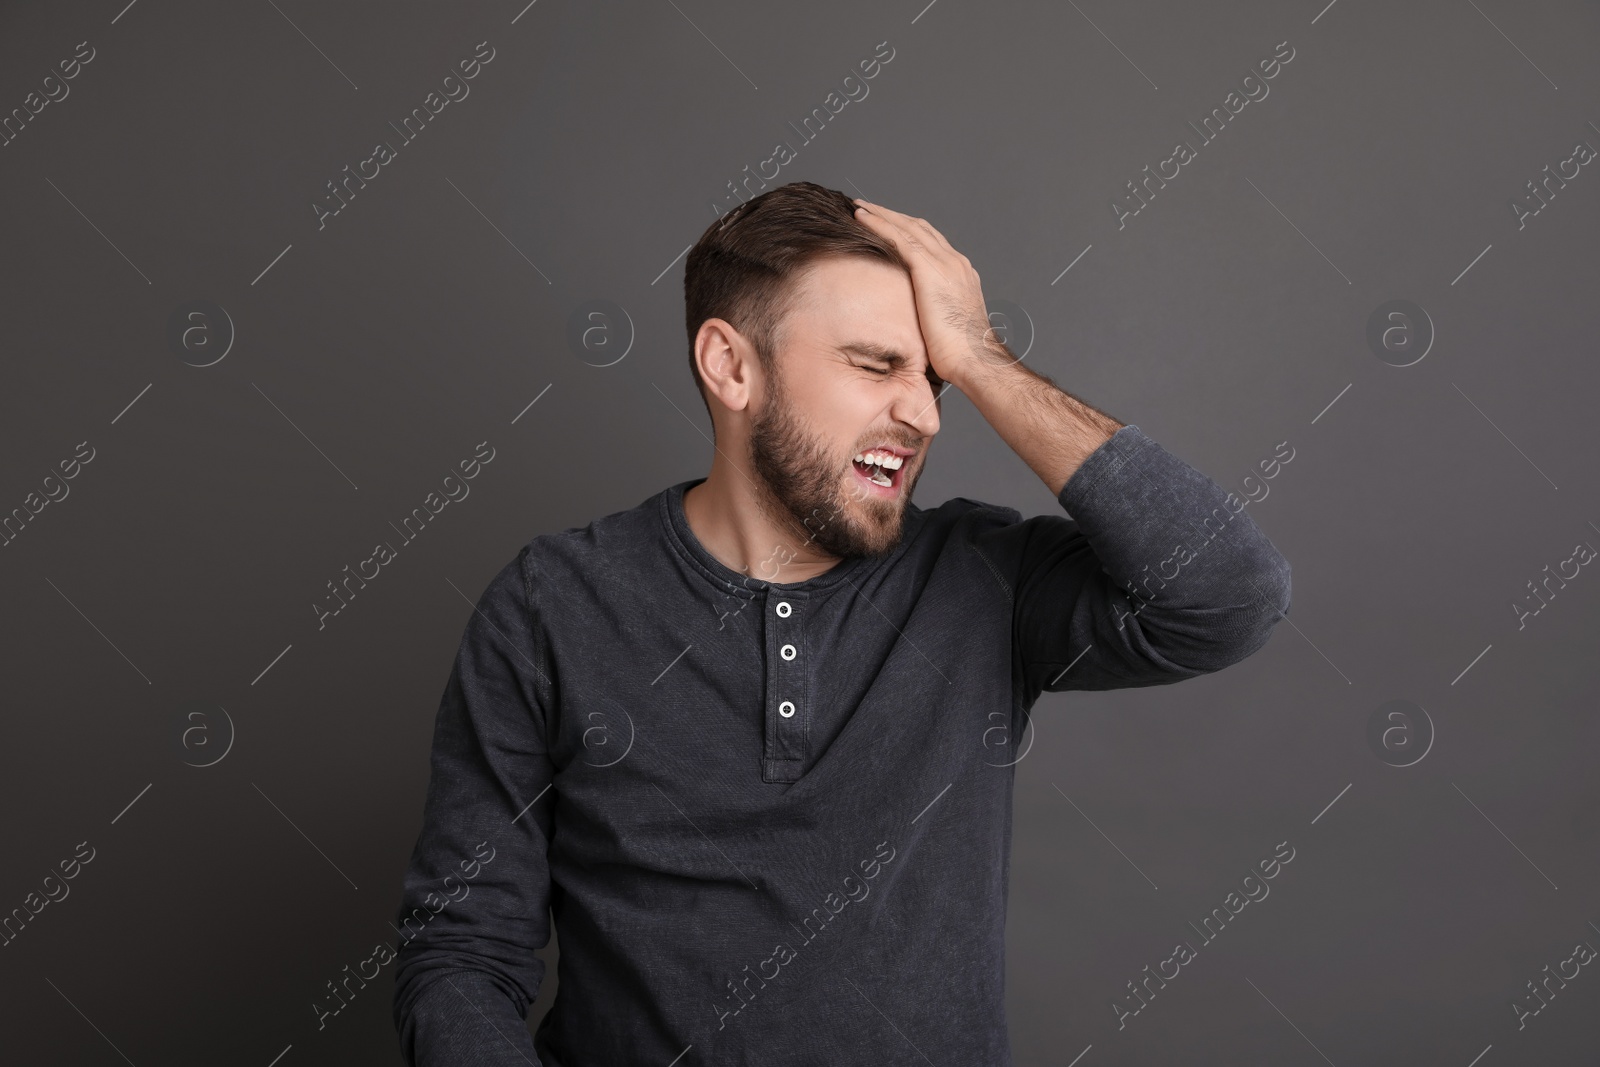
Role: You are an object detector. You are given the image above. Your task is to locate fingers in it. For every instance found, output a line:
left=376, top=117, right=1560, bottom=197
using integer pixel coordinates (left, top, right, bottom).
left=857, top=197, right=940, bottom=255
left=853, top=197, right=962, bottom=261
left=853, top=198, right=926, bottom=246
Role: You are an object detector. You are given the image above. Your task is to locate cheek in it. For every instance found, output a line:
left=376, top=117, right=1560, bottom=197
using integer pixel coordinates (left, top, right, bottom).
left=819, top=394, right=874, bottom=441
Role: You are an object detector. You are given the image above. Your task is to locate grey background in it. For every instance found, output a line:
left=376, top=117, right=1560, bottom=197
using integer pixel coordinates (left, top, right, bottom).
left=2, top=0, right=1597, bottom=1063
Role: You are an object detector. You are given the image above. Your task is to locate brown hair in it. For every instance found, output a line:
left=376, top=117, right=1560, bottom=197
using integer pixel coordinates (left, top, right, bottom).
left=683, top=181, right=908, bottom=422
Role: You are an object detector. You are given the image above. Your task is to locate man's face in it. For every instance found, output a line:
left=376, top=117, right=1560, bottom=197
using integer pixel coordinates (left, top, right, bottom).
left=746, top=255, right=943, bottom=560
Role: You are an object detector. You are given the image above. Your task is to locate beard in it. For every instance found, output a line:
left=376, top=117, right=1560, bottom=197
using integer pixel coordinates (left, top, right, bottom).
left=746, top=367, right=923, bottom=561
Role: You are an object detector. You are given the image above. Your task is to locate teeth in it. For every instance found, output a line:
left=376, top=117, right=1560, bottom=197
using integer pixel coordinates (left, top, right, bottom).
left=868, top=467, right=892, bottom=486
left=852, top=450, right=904, bottom=469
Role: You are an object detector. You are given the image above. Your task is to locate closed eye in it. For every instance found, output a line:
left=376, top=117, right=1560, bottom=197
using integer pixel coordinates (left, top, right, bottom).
left=853, top=360, right=943, bottom=392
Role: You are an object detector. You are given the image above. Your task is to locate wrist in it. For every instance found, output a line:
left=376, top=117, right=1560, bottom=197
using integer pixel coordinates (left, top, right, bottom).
left=948, top=342, right=1024, bottom=392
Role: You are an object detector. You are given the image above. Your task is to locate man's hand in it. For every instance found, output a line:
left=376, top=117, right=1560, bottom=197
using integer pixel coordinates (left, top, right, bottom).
left=851, top=197, right=1015, bottom=389
left=853, top=195, right=1124, bottom=496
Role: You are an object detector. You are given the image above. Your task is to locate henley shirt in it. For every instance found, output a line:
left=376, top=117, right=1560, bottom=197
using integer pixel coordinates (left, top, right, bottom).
left=391, top=423, right=1293, bottom=1066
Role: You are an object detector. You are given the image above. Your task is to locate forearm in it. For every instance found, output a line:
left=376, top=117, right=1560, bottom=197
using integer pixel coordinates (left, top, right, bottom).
left=949, top=344, right=1124, bottom=497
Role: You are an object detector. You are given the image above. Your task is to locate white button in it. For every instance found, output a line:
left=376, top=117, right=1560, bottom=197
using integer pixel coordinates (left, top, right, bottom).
left=779, top=700, right=795, bottom=718
left=780, top=644, right=797, bottom=661
left=775, top=601, right=792, bottom=617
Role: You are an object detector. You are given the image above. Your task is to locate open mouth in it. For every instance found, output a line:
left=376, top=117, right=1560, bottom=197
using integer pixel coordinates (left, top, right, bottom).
left=850, top=451, right=905, bottom=494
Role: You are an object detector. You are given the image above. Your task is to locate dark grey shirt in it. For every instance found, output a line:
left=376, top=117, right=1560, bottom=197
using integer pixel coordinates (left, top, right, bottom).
left=391, top=424, right=1292, bottom=1066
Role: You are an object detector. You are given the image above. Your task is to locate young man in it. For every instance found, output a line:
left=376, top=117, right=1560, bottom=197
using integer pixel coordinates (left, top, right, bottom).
left=392, top=182, right=1291, bottom=1065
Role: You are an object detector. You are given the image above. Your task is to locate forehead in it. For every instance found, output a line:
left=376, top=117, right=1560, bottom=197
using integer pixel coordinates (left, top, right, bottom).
left=784, top=256, right=927, bottom=368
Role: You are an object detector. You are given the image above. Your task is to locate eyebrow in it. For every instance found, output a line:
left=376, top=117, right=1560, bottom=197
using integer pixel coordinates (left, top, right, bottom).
left=835, top=341, right=938, bottom=375
left=837, top=342, right=946, bottom=389
left=835, top=340, right=907, bottom=364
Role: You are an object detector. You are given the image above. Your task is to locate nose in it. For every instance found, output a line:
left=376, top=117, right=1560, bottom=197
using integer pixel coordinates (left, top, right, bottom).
left=894, top=369, right=943, bottom=441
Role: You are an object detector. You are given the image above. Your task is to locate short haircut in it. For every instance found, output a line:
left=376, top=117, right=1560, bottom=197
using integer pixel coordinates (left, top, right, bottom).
left=683, top=181, right=908, bottom=422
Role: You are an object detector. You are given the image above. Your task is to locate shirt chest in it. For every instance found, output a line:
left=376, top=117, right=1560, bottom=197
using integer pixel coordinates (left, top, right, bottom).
left=544, top=558, right=1014, bottom=792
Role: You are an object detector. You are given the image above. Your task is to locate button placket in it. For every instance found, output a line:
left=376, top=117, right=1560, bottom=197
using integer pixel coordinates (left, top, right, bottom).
left=762, top=592, right=808, bottom=781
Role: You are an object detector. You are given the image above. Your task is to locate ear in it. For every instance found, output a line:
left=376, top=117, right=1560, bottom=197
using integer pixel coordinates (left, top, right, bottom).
left=695, top=318, right=758, bottom=414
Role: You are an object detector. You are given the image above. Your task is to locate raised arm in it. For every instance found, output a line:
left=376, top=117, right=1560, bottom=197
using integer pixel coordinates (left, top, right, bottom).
left=847, top=196, right=1290, bottom=706
left=971, top=422, right=1292, bottom=707
left=392, top=549, right=556, bottom=1066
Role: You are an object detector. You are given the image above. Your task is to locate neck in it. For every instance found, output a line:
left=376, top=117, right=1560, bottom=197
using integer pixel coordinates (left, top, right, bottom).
left=683, top=453, right=843, bottom=586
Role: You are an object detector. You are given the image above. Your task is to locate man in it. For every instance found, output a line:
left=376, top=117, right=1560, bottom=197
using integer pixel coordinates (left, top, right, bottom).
left=391, top=181, right=1291, bottom=1065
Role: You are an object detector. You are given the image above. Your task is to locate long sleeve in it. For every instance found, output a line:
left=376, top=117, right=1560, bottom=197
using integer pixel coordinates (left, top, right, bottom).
left=392, top=547, right=557, bottom=1066
left=970, top=424, right=1293, bottom=708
